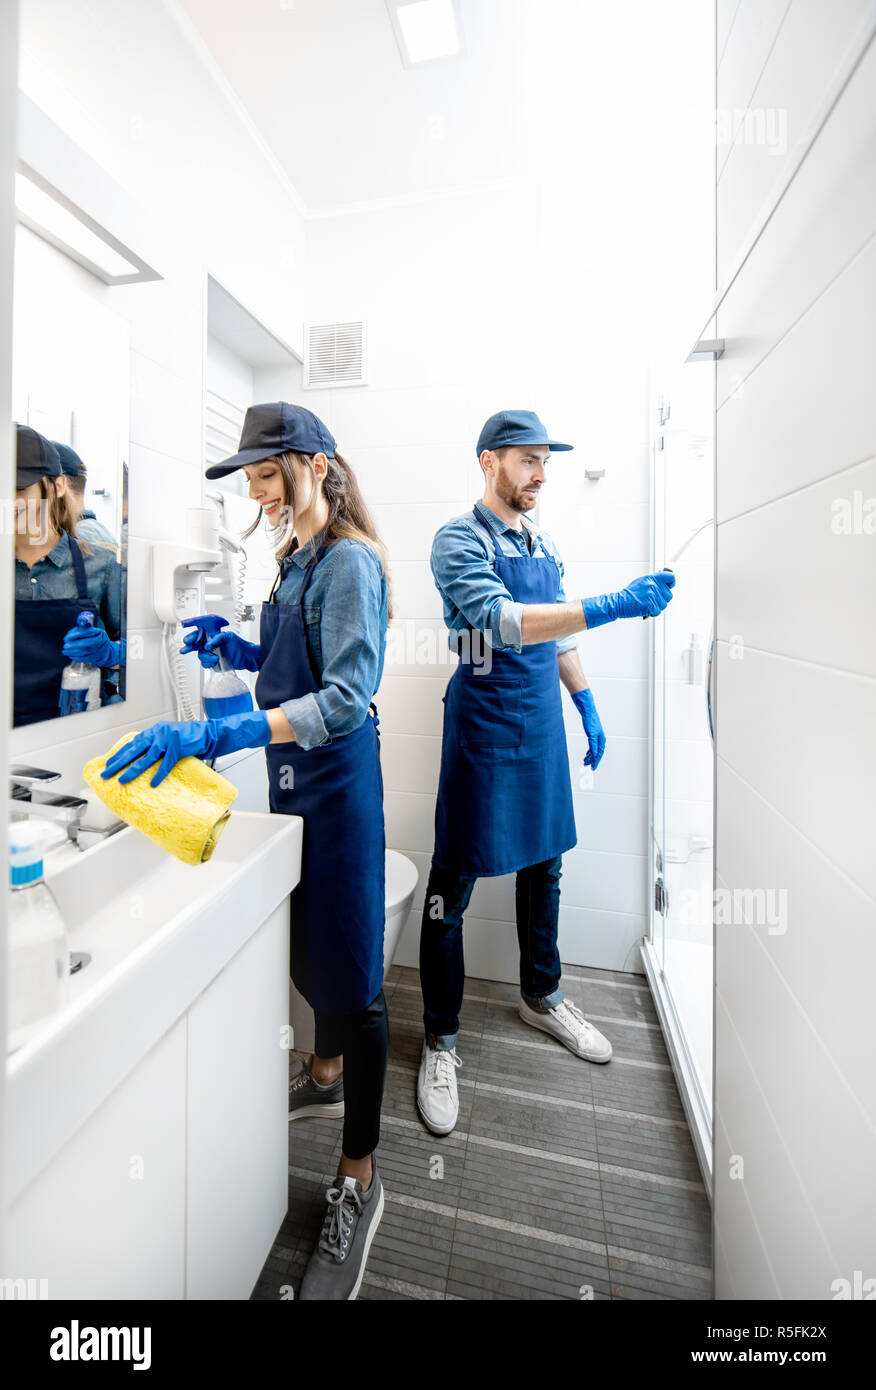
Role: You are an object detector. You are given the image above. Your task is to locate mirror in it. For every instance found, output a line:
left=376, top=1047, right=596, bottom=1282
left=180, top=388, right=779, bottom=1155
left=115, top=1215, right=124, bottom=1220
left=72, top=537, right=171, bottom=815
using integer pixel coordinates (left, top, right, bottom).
left=11, top=221, right=129, bottom=728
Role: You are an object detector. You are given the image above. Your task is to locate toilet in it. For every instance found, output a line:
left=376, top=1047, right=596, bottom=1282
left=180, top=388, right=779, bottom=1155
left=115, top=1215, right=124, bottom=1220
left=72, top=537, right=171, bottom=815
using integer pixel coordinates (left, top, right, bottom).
left=289, top=848, right=419, bottom=1052
left=215, top=750, right=419, bottom=1052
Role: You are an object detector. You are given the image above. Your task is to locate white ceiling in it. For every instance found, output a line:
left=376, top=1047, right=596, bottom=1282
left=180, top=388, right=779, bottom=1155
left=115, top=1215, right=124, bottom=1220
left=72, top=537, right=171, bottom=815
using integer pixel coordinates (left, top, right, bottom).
left=172, top=0, right=676, bottom=214
left=174, top=0, right=538, bottom=211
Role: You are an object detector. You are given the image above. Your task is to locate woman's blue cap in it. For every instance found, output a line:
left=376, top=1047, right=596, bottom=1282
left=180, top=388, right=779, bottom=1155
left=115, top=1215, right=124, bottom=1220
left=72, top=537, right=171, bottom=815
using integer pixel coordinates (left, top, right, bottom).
left=476, top=409, right=573, bottom=457
left=205, top=401, right=336, bottom=479
left=53, top=442, right=87, bottom=478
left=16, top=423, right=61, bottom=487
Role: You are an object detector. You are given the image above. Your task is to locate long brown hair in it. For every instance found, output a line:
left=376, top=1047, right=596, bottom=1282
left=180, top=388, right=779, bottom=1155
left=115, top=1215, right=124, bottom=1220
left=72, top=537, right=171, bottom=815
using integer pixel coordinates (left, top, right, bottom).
left=243, top=450, right=393, bottom=619
left=31, top=476, right=98, bottom=556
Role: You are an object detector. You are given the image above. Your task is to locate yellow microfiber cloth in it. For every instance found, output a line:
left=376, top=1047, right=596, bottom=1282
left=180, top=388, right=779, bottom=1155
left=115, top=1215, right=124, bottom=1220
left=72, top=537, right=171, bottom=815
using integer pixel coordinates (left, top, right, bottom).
left=82, top=733, right=238, bottom=866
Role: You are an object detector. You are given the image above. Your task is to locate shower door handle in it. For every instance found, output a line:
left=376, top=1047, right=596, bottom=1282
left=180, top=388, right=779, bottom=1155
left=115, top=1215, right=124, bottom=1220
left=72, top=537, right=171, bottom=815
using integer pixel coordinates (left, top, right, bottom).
left=706, top=624, right=715, bottom=743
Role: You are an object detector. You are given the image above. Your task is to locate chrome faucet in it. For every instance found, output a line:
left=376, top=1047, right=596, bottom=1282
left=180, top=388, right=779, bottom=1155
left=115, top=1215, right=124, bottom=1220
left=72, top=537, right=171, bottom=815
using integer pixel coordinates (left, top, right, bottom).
left=10, top=767, right=89, bottom=843
left=9, top=765, right=125, bottom=848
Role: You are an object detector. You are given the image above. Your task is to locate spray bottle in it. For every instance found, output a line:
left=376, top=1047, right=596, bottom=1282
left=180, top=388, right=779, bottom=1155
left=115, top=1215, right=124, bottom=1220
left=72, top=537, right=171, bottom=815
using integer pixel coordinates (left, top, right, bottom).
left=185, top=615, right=254, bottom=719
left=59, top=611, right=103, bottom=715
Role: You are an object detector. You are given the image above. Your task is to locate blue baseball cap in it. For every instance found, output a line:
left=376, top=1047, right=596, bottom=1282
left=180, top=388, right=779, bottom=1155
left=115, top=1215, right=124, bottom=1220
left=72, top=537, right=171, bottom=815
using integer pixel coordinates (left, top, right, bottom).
left=205, top=401, right=336, bottom=479
left=476, top=409, right=573, bottom=458
left=52, top=442, right=87, bottom=478
left=16, top=424, right=61, bottom=488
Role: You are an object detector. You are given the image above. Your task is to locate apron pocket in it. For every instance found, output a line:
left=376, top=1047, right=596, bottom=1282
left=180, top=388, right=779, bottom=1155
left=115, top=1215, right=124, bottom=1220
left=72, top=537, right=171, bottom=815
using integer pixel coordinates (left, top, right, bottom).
left=457, top=677, right=524, bottom=749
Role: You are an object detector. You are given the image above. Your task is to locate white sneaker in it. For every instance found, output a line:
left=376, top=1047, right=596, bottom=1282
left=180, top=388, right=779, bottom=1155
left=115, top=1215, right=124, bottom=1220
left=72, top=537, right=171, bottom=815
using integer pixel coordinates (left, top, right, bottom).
left=416, top=1042, right=462, bottom=1135
left=518, top=997, right=613, bottom=1063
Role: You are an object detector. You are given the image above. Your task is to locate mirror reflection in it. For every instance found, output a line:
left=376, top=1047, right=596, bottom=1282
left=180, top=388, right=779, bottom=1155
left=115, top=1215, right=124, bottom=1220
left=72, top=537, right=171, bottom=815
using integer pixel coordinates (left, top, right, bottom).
left=13, top=423, right=125, bottom=726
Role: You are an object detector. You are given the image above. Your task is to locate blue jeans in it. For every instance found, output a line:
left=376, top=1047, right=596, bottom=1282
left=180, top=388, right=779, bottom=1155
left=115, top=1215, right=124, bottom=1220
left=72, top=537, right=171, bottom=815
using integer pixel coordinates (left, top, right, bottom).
left=419, top=856, right=565, bottom=1050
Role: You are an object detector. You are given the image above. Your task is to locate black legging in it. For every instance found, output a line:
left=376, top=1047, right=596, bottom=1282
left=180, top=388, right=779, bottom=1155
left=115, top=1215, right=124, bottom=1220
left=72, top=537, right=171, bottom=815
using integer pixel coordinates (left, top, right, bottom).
left=313, top=988, right=389, bottom=1160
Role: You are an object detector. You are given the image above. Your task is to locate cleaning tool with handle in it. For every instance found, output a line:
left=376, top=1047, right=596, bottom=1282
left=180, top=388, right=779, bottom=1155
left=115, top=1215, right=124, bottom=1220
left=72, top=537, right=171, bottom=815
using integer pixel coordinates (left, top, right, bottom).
left=581, top=570, right=675, bottom=629
left=99, top=710, right=272, bottom=787
left=83, top=732, right=241, bottom=866
left=8, top=821, right=70, bottom=1052
left=59, top=612, right=102, bottom=715
left=179, top=614, right=258, bottom=716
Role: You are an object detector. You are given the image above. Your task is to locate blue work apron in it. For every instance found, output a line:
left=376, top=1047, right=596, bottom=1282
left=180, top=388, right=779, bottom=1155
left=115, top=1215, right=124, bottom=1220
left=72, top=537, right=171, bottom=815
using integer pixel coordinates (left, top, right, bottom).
left=14, top=536, right=100, bottom=727
left=433, top=519, right=577, bottom=877
left=255, top=543, right=386, bottom=1016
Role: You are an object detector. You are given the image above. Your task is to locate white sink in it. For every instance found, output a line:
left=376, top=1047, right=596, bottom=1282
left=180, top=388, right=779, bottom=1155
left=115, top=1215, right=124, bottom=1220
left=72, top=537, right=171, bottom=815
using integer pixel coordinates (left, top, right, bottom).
left=5, top=810, right=302, bottom=1206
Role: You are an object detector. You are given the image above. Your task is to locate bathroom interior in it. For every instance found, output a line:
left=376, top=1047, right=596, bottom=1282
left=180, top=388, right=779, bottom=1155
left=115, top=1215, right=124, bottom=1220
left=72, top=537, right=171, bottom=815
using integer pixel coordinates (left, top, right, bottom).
left=1, top=0, right=874, bottom=1311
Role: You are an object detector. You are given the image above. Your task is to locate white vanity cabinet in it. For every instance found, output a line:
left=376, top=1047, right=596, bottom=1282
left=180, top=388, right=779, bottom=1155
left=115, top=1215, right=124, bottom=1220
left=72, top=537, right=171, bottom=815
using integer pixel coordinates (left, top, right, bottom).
left=2, top=812, right=302, bottom=1300
left=4, top=1018, right=188, bottom=1299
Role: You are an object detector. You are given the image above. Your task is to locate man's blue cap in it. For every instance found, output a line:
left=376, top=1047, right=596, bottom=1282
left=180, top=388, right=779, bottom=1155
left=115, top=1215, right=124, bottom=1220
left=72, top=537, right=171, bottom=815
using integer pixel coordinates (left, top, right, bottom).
left=52, top=442, right=86, bottom=478
left=476, top=409, right=573, bottom=458
left=205, top=401, right=336, bottom=479
left=16, top=423, right=61, bottom=488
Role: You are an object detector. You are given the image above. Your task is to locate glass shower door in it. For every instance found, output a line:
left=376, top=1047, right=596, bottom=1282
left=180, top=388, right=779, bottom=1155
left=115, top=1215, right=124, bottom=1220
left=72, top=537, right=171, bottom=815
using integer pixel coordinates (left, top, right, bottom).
left=646, top=357, right=715, bottom=1186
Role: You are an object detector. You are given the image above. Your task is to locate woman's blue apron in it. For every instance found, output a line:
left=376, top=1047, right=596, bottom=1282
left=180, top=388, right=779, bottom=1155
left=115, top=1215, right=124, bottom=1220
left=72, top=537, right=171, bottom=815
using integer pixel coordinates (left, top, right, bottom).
left=14, top=535, right=100, bottom=727
left=255, top=543, right=386, bottom=1016
left=433, top=517, right=577, bottom=877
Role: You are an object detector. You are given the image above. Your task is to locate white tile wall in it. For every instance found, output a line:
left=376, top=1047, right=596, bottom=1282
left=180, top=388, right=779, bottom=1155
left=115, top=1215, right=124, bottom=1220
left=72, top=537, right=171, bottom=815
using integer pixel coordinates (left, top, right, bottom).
left=714, top=0, right=876, bottom=1297
left=717, top=0, right=871, bottom=276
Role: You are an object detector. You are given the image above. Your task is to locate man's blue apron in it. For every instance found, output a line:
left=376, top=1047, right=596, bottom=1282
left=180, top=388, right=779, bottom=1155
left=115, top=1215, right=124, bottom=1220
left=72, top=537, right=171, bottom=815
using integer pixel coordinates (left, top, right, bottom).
left=14, top=535, right=100, bottom=727
left=255, top=543, right=386, bottom=1016
left=433, top=513, right=577, bottom=877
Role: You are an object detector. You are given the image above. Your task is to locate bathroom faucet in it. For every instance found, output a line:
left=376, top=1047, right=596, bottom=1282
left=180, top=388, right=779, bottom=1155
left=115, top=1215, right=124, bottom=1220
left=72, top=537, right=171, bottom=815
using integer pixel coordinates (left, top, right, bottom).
left=8, top=765, right=124, bottom=848
left=10, top=768, right=89, bottom=843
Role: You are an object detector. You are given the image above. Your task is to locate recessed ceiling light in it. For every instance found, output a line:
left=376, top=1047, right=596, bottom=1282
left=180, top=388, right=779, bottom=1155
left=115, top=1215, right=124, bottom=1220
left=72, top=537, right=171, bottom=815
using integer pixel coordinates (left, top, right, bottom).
left=387, top=0, right=463, bottom=67
left=15, top=169, right=149, bottom=283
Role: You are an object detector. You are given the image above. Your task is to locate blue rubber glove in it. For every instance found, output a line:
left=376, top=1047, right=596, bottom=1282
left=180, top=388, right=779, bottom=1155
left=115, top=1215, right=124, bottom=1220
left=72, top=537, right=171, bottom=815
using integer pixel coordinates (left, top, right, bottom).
left=581, top=570, right=675, bottom=629
left=62, top=624, right=124, bottom=667
left=571, top=688, right=606, bottom=770
left=203, top=629, right=262, bottom=672
left=100, top=710, right=272, bottom=788
left=180, top=619, right=262, bottom=672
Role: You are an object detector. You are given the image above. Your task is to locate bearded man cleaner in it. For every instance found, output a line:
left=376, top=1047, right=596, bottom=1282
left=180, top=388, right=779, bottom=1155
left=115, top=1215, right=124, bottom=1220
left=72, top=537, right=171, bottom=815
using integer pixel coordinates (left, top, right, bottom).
left=417, top=410, right=675, bottom=1135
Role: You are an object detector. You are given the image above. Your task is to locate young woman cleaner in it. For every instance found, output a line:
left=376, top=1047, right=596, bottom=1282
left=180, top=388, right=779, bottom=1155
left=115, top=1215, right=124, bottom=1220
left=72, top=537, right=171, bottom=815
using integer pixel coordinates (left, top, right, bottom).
left=102, top=403, right=391, bottom=1301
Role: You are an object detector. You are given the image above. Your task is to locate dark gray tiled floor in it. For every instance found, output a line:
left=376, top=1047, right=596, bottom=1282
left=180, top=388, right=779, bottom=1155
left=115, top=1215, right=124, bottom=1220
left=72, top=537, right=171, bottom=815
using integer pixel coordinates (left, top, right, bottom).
left=251, top=963, right=713, bottom=1301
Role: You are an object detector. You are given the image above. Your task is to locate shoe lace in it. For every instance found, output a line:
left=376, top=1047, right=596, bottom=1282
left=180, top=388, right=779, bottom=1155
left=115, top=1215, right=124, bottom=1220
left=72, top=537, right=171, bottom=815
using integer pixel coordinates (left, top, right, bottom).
left=289, top=1067, right=311, bottom=1094
left=318, top=1181, right=362, bottom=1263
left=554, top=999, right=596, bottom=1039
left=427, top=1048, right=462, bottom=1092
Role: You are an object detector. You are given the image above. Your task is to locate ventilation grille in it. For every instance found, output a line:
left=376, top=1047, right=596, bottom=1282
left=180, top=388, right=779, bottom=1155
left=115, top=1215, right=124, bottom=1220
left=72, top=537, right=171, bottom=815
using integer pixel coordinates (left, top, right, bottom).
left=304, top=321, right=366, bottom=388
left=205, top=389, right=246, bottom=474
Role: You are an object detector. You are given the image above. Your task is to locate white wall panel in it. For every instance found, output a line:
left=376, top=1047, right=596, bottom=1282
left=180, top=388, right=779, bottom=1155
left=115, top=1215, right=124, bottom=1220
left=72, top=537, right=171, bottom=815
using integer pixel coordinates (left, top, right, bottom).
left=717, top=644, right=876, bottom=901
left=719, top=456, right=876, bottom=677
left=717, top=234, right=876, bottom=524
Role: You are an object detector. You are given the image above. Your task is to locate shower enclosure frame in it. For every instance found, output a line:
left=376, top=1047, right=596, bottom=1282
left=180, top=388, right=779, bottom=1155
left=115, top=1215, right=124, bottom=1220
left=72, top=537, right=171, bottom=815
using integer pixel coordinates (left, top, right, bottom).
left=642, top=355, right=717, bottom=1200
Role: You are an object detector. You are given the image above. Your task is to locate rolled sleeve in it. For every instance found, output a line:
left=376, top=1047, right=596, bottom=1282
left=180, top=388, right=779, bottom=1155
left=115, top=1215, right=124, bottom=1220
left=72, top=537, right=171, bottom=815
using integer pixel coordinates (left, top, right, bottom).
left=303, top=541, right=384, bottom=741
left=431, top=522, right=520, bottom=651
left=279, top=691, right=330, bottom=750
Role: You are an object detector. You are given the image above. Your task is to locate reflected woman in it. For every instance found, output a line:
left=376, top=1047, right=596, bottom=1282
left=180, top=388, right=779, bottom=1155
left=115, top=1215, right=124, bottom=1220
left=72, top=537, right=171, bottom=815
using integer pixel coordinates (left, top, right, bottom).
left=13, top=424, right=123, bottom=726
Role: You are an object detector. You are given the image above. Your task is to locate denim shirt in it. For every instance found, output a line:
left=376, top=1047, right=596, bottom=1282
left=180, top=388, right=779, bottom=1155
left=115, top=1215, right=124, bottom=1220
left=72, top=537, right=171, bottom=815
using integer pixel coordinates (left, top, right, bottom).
left=14, top=527, right=123, bottom=642
left=270, top=532, right=388, bottom=750
left=430, top=500, right=577, bottom=655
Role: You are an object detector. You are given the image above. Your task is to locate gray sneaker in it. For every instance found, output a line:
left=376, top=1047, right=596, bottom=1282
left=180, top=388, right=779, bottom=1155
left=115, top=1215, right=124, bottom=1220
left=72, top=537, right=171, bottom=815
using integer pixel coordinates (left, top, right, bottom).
left=288, top=1056, right=345, bottom=1122
left=298, top=1162, right=385, bottom=1301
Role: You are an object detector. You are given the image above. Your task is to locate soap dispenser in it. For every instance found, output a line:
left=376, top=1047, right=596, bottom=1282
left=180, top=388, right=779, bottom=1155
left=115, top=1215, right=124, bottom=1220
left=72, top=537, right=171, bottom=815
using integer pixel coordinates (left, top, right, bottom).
left=7, top=822, right=70, bottom=1053
left=686, top=633, right=704, bottom=685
